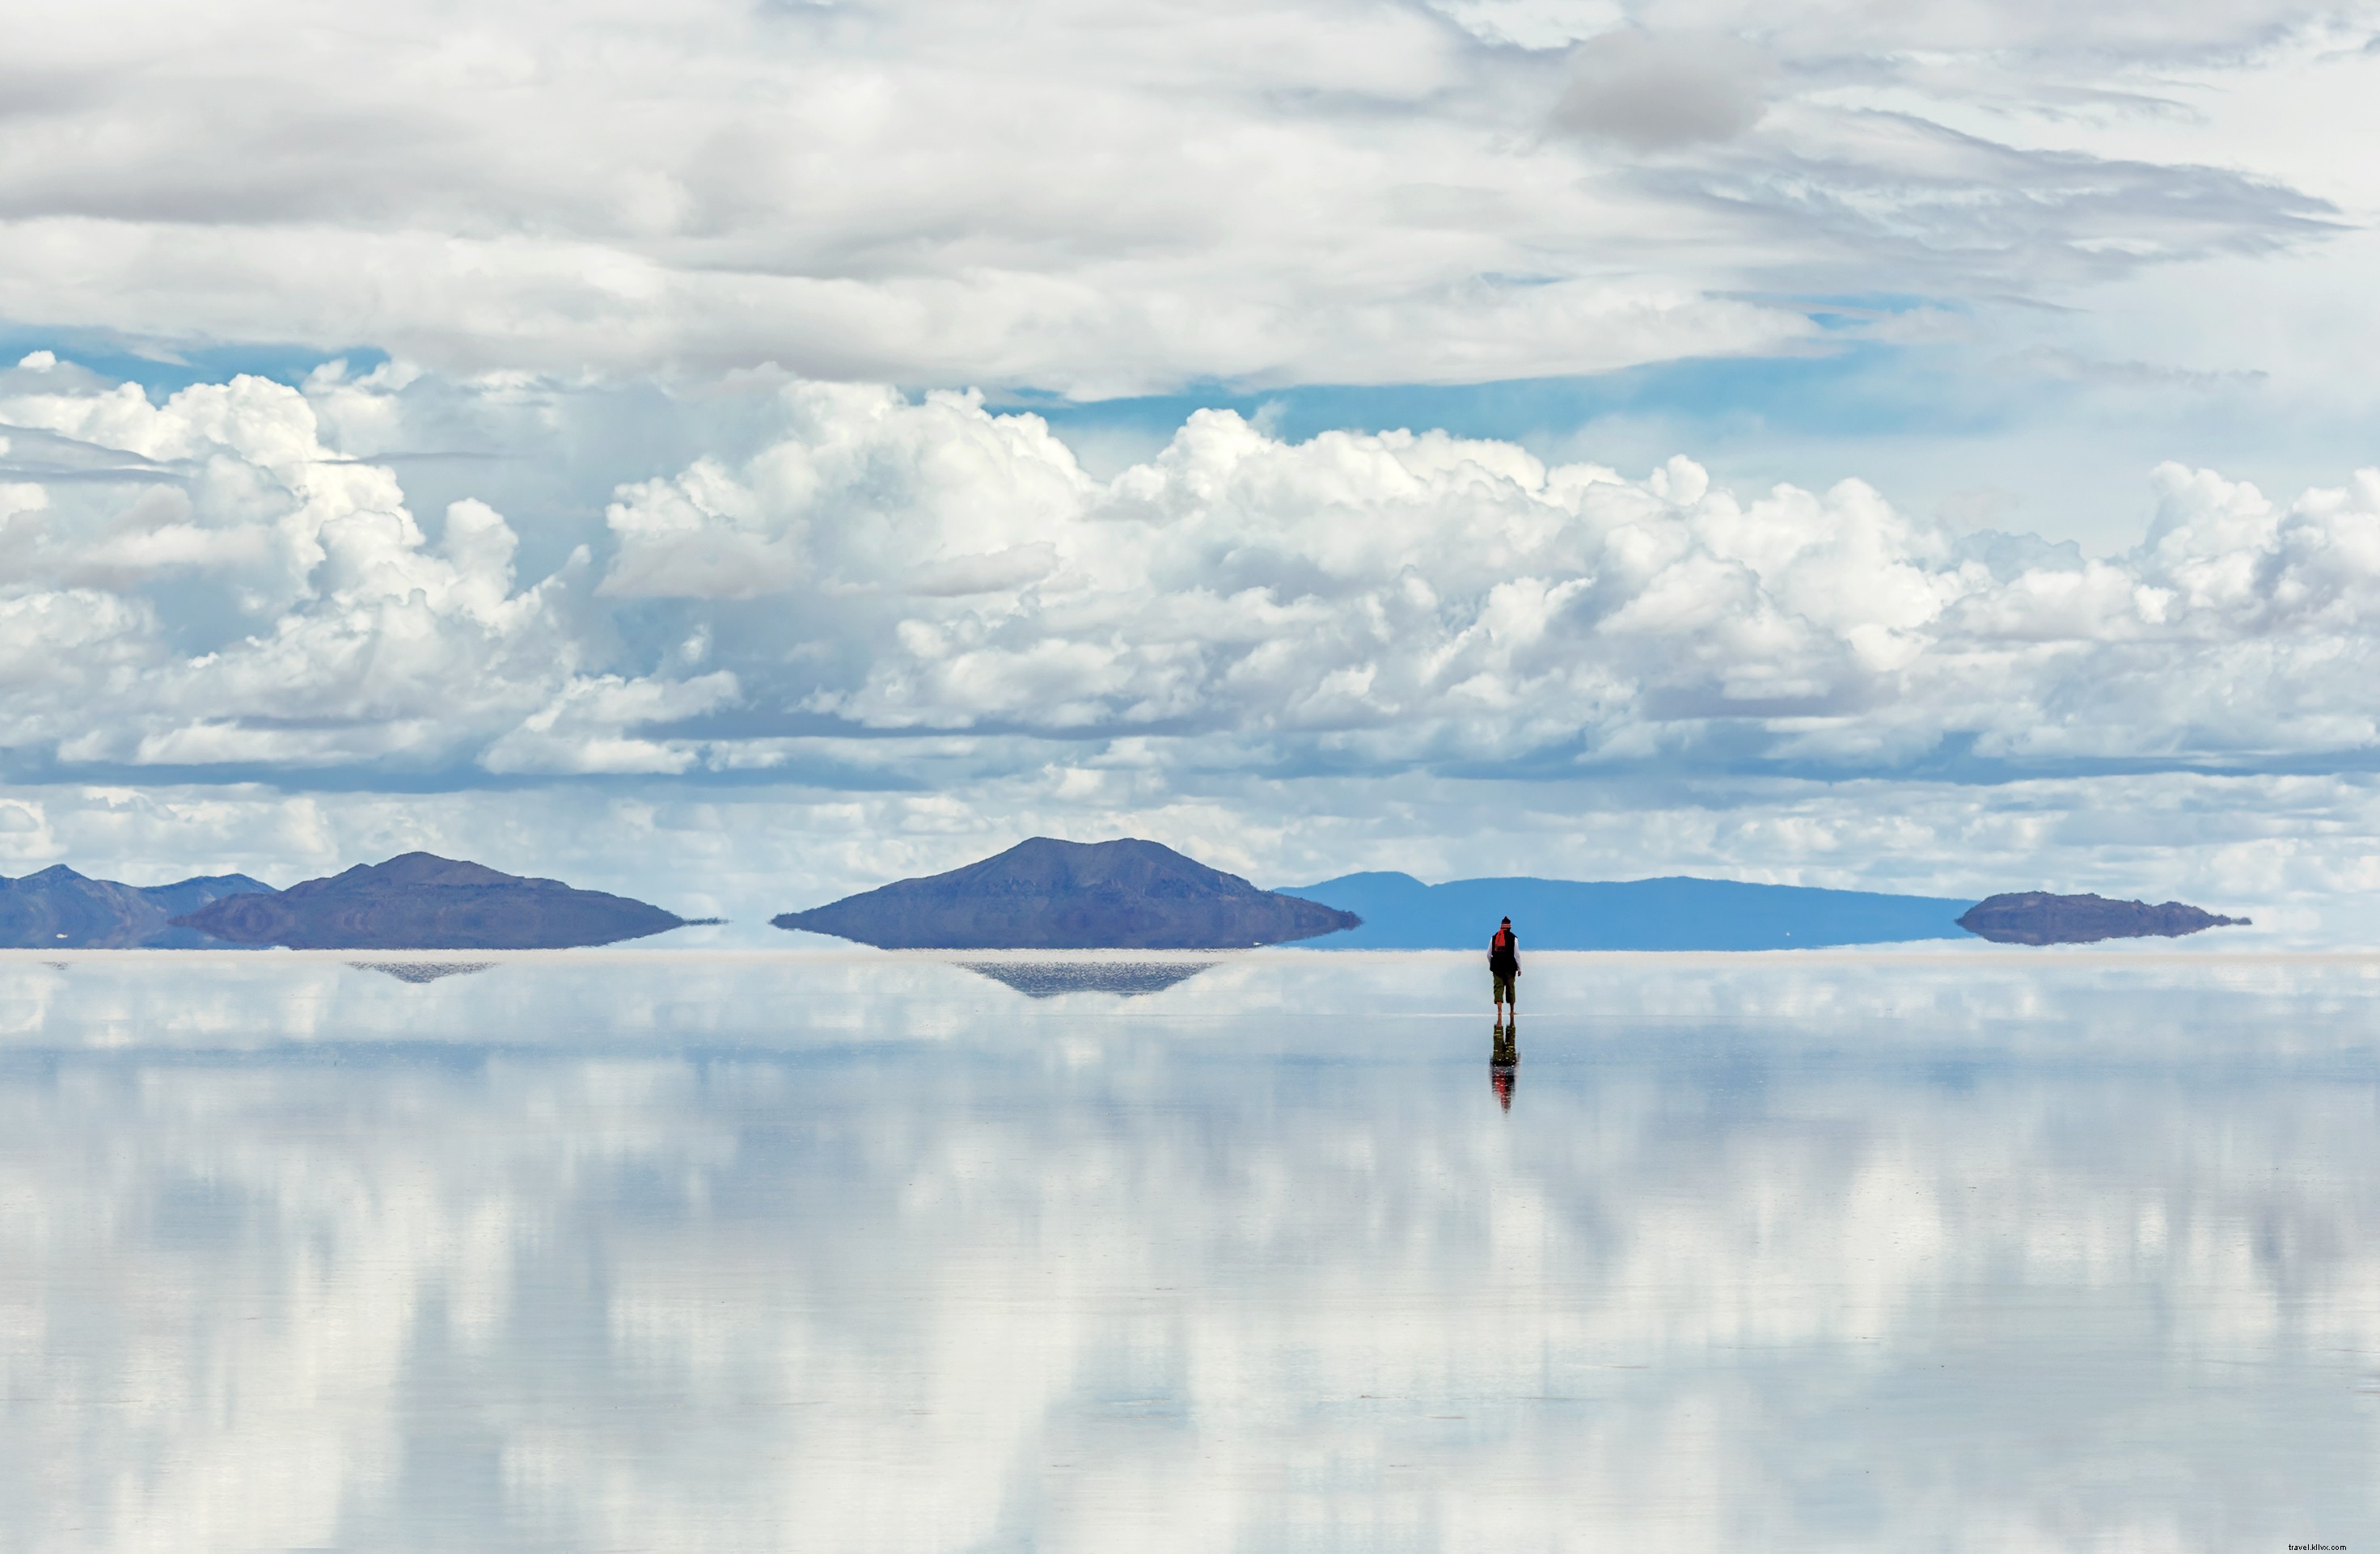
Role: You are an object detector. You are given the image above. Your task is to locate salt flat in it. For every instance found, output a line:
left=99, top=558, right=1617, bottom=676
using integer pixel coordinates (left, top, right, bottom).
left=0, top=951, right=2372, bottom=1551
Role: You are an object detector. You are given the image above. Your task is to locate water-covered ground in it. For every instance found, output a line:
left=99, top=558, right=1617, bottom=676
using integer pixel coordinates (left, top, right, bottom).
left=1, top=947, right=2374, bottom=1551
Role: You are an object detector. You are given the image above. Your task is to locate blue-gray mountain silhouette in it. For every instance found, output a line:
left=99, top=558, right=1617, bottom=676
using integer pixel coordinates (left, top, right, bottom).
left=0, top=866, right=275, bottom=948
left=1955, top=892, right=2249, bottom=945
left=775, top=838, right=1360, bottom=949
left=1283, top=872, right=1976, bottom=950
left=174, top=852, right=687, bottom=949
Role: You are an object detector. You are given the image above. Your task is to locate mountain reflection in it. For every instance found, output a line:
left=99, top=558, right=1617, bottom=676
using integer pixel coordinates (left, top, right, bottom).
left=349, top=960, right=496, bottom=984
left=957, top=957, right=1216, bottom=998
left=0, top=954, right=2374, bottom=1549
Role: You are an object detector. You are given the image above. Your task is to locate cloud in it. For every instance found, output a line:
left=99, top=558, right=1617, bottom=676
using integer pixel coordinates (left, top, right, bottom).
left=1553, top=31, right=1770, bottom=150
left=0, top=0, right=2357, bottom=391
left=480, top=672, right=742, bottom=775
left=1680, top=107, right=2340, bottom=290
left=1432, top=0, right=2347, bottom=62
left=15, top=365, right=2380, bottom=792
left=560, top=378, right=2380, bottom=780
left=0, top=369, right=734, bottom=777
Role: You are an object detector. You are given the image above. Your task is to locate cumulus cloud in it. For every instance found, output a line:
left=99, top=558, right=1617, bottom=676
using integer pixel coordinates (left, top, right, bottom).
left=15, top=365, right=2380, bottom=786
left=0, top=369, right=734, bottom=778
left=567, top=378, right=2380, bottom=780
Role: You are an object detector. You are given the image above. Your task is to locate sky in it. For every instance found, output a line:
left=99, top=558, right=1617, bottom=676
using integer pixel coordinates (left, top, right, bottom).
left=4, top=0, right=2380, bottom=931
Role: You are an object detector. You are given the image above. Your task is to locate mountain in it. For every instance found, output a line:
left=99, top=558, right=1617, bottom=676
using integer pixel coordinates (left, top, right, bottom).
left=173, top=853, right=687, bottom=950
left=1282, top=872, right=1976, bottom=951
left=0, top=866, right=276, bottom=948
left=1955, top=893, right=2251, bottom=946
left=774, top=837, right=1361, bottom=949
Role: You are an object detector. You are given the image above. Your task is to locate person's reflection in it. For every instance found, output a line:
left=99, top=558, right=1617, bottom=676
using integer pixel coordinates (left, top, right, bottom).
left=1490, top=1020, right=1517, bottom=1111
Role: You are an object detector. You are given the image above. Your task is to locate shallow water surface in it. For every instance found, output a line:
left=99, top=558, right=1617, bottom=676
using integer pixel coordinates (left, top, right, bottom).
left=0, top=948, right=2374, bottom=1551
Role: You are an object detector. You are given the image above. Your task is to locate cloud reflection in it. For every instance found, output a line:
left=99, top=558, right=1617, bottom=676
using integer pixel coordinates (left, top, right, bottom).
left=0, top=952, right=2374, bottom=1549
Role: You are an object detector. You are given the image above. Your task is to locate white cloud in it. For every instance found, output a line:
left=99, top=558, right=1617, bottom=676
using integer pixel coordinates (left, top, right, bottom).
left=560, top=377, right=2380, bottom=778
left=0, top=0, right=2361, bottom=392
left=480, top=672, right=742, bottom=776
left=0, top=370, right=735, bottom=777
left=16, top=365, right=2380, bottom=779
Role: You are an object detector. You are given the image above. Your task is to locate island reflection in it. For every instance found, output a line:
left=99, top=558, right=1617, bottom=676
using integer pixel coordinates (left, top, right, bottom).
left=349, top=960, right=497, bottom=984
left=957, top=957, right=1217, bottom=998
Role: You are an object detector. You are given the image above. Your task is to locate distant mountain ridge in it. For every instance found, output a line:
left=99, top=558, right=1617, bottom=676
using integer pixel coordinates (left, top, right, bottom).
left=1282, top=872, right=1976, bottom=951
left=776, top=838, right=1359, bottom=949
left=174, top=852, right=688, bottom=950
left=0, top=866, right=275, bottom=948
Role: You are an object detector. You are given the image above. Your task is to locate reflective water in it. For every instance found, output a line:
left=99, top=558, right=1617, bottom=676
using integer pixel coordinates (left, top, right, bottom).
left=1, top=948, right=2374, bottom=1552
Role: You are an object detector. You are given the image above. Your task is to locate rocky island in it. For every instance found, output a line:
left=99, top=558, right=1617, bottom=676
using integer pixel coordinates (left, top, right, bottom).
left=775, top=837, right=1359, bottom=949
left=174, top=852, right=691, bottom=950
left=0, top=866, right=276, bottom=948
left=1955, top=892, right=2250, bottom=946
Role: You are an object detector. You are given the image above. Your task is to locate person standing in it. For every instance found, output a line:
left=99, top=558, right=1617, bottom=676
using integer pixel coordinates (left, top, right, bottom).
left=1490, top=915, right=1520, bottom=1026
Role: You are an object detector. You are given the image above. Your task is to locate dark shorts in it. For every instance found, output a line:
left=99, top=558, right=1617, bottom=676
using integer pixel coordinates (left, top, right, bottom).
left=1492, top=971, right=1516, bottom=1003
